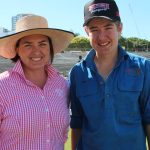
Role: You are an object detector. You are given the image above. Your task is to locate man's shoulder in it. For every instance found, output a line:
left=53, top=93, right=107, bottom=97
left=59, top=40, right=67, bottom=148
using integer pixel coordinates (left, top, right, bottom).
left=70, top=60, right=86, bottom=75
left=70, top=49, right=94, bottom=71
left=126, top=52, right=149, bottom=64
left=123, top=52, right=150, bottom=75
left=127, top=51, right=147, bottom=59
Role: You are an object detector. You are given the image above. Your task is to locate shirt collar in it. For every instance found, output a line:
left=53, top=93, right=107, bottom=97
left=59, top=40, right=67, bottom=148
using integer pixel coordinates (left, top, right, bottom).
left=11, top=60, right=60, bottom=81
left=83, top=49, right=96, bottom=71
left=115, top=45, right=129, bottom=68
left=83, top=45, right=129, bottom=71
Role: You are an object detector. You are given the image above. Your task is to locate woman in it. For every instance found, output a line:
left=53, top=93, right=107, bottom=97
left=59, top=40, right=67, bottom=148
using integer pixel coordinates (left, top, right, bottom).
left=0, top=15, right=74, bottom=150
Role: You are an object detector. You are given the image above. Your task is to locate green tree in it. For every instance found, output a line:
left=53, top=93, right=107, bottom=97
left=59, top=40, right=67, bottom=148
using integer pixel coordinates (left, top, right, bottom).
left=68, top=36, right=91, bottom=51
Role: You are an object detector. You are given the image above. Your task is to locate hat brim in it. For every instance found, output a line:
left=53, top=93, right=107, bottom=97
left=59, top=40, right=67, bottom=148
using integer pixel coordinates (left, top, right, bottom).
left=0, top=28, right=74, bottom=58
left=83, top=16, right=113, bottom=26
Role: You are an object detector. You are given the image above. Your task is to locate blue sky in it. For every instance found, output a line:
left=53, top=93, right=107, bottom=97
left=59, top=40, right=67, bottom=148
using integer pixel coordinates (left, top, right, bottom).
left=0, top=0, right=149, bottom=40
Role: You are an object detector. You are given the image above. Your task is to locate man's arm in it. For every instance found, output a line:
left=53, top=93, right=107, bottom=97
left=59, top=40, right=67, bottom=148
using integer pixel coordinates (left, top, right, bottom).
left=145, top=125, right=150, bottom=149
left=71, top=128, right=82, bottom=150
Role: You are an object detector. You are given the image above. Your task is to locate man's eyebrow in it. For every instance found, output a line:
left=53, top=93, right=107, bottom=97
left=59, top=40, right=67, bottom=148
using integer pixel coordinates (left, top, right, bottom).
left=89, top=26, right=98, bottom=30
left=88, top=24, right=114, bottom=30
left=104, top=23, right=114, bottom=27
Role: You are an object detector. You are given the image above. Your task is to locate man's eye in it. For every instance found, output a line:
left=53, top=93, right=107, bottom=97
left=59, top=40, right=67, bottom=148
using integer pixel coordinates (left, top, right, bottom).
left=105, top=27, right=113, bottom=30
left=91, top=29, right=98, bottom=32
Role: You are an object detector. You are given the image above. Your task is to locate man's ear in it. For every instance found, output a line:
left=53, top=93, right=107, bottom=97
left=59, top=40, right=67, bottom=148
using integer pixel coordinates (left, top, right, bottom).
left=84, top=26, right=89, bottom=36
left=118, top=22, right=123, bottom=33
left=117, top=22, right=123, bottom=38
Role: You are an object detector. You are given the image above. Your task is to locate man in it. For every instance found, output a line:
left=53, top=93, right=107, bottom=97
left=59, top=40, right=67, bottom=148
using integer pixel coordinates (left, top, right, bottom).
left=69, top=0, right=150, bottom=149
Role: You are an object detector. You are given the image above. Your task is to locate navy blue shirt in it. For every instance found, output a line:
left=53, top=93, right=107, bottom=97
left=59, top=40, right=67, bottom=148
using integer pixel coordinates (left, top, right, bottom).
left=69, top=46, right=150, bottom=150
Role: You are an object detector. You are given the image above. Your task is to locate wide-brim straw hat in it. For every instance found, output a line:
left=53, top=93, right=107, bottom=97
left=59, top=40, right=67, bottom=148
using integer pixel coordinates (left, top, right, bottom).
left=0, top=14, right=74, bottom=58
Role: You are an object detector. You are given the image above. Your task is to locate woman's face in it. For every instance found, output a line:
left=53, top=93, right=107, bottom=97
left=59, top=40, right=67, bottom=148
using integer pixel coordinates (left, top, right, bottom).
left=16, top=34, right=51, bottom=72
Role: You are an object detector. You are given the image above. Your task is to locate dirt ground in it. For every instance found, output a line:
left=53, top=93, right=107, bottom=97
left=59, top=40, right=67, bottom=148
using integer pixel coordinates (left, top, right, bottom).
left=0, top=51, right=87, bottom=75
left=0, top=51, right=150, bottom=76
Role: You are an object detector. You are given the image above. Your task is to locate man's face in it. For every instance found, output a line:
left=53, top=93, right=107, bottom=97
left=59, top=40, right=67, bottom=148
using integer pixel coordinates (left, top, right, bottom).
left=85, top=18, right=122, bottom=56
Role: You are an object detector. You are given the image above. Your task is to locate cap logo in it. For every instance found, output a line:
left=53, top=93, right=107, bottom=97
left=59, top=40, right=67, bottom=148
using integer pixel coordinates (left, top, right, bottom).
left=88, top=3, right=110, bottom=13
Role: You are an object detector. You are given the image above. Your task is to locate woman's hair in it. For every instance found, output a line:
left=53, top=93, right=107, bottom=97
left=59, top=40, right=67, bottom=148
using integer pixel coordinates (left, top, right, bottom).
left=11, top=36, right=54, bottom=63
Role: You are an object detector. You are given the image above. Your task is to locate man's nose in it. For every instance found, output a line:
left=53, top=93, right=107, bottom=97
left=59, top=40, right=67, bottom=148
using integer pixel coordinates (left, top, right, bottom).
left=98, top=31, right=105, bottom=39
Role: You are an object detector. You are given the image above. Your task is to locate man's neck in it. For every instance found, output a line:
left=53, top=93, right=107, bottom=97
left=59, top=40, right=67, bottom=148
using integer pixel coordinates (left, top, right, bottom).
left=94, top=51, right=118, bottom=80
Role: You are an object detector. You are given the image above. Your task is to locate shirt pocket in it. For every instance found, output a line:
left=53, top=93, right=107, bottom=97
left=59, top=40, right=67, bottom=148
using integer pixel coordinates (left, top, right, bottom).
left=118, top=75, right=143, bottom=92
left=76, top=78, right=98, bottom=97
left=76, top=79, right=101, bottom=121
left=117, top=75, right=143, bottom=124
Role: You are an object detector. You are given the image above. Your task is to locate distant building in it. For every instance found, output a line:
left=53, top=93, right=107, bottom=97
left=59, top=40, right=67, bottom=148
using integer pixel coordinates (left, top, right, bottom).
left=11, top=14, right=32, bottom=31
left=0, top=27, right=10, bottom=37
left=0, top=27, right=9, bottom=33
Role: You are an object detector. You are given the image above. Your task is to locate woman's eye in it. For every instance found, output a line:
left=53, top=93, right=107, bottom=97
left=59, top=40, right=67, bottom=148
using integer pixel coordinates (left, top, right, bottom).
left=24, top=44, right=31, bottom=47
left=40, top=43, right=47, bottom=47
left=41, top=43, right=46, bottom=46
left=106, top=27, right=112, bottom=30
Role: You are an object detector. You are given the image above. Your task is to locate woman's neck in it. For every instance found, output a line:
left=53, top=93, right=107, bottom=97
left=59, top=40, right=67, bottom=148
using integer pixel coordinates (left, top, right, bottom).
left=23, top=67, right=48, bottom=89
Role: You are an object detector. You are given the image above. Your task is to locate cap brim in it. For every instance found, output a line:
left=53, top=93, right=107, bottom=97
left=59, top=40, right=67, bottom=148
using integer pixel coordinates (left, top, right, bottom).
left=0, top=28, right=74, bottom=58
left=83, top=16, right=113, bottom=26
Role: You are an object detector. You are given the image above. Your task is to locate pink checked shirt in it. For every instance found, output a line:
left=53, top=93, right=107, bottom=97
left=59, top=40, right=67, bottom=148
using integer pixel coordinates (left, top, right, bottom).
left=0, top=60, right=70, bottom=150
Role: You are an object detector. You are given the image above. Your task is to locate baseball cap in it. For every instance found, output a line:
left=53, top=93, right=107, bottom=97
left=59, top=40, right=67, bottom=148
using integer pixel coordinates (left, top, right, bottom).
left=83, top=0, right=121, bottom=26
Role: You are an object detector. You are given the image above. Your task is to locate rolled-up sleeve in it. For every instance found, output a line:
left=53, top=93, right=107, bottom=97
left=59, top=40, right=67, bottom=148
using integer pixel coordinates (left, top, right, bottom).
left=69, top=68, right=83, bottom=129
left=0, top=96, right=4, bottom=127
left=140, top=60, right=150, bottom=124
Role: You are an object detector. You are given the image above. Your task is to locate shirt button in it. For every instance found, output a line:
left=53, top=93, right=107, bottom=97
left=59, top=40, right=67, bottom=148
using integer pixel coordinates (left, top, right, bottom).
left=106, top=94, right=110, bottom=97
left=46, top=139, right=50, bottom=143
left=41, top=96, right=45, bottom=99
left=99, top=81, right=104, bottom=85
left=45, top=108, right=49, bottom=112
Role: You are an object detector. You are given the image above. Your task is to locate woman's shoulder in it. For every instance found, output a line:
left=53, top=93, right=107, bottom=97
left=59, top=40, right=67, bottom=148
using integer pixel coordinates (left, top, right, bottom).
left=51, top=74, right=69, bottom=89
left=0, top=71, right=10, bottom=81
left=57, top=74, right=68, bottom=84
left=0, top=69, right=15, bottom=88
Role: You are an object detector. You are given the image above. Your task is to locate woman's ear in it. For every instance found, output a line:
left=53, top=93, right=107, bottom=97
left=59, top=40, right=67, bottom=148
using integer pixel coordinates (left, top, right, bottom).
left=15, top=47, right=20, bottom=56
